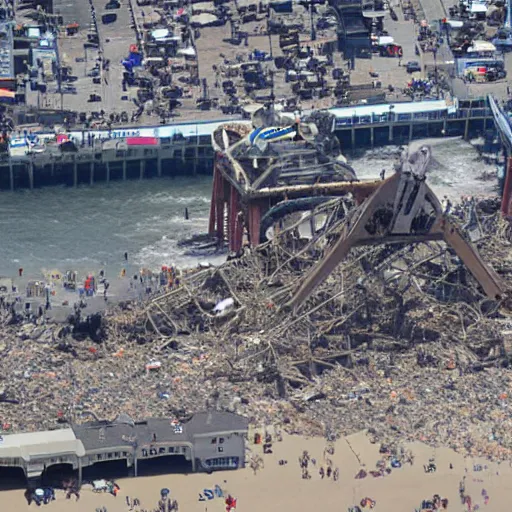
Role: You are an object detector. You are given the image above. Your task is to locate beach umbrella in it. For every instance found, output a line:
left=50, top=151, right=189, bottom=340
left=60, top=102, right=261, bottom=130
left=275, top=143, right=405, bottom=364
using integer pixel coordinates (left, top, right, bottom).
left=161, top=488, right=170, bottom=497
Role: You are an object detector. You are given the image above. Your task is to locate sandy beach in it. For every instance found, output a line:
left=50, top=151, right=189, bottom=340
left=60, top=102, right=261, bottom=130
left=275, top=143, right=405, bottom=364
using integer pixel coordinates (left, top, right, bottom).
left=2, top=431, right=511, bottom=512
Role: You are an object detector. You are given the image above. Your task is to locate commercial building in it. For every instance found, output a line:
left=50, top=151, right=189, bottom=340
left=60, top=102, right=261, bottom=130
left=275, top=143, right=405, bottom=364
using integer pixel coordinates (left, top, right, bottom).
left=0, top=411, right=249, bottom=484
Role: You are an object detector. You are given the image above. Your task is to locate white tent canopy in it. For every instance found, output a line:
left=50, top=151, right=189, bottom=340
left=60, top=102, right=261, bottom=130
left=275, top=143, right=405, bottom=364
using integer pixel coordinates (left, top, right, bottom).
left=190, top=13, right=218, bottom=26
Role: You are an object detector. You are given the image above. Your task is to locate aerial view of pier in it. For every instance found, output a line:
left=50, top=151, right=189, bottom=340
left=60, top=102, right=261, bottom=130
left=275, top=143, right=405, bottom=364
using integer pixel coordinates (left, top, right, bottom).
left=1, top=0, right=512, bottom=510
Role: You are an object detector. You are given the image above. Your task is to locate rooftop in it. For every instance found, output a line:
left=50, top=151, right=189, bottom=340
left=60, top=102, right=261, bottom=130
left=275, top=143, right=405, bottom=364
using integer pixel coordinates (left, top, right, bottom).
left=71, top=411, right=248, bottom=450
left=0, top=428, right=85, bottom=460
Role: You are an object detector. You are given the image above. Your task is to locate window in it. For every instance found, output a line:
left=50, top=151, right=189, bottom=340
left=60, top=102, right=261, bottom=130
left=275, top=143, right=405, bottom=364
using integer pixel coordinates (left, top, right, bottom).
left=218, top=446, right=224, bottom=453
left=114, top=452, right=120, bottom=458
left=159, top=447, right=166, bottom=454
left=168, top=447, right=174, bottom=454
left=97, top=454, right=103, bottom=461
left=142, top=449, right=148, bottom=457
left=122, top=452, right=128, bottom=457
left=211, top=437, right=217, bottom=444
left=219, top=437, right=225, bottom=444
left=107, top=453, right=113, bottom=459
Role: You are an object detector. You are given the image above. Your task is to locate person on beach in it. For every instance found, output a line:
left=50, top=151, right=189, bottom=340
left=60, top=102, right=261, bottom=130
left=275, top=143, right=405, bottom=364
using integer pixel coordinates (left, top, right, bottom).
left=18, top=267, right=23, bottom=277
left=124, top=251, right=128, bottom=261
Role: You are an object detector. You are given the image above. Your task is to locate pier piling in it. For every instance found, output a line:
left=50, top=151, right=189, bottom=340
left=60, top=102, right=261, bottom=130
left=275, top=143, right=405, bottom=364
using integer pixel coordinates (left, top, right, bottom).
left=8, top=159, right=13, bottom=191
left=139, top=159, right=145, bottom=180
left=28, top=161, right=34, bottom=190
left=106, top=162, right=110, bottom=184
left=73, top=160, right=78, bottom=188
left=89, top=162, right=94, bottom=186
left=122, top=160, right=127, bottom=181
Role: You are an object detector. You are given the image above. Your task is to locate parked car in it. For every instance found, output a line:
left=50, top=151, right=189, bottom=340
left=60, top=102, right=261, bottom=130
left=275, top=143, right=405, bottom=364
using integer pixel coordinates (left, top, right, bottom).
left=406, top=60, right=422, bottom=73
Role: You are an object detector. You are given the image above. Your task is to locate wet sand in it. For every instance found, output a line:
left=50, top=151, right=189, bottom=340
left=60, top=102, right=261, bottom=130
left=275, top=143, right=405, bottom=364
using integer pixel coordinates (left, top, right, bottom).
left=3, top=432, right=511, bottom=512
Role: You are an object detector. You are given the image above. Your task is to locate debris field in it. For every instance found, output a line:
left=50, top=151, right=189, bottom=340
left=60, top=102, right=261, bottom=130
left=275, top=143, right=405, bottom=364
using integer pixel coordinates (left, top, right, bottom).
left=1, top=196, right=512, bottom=462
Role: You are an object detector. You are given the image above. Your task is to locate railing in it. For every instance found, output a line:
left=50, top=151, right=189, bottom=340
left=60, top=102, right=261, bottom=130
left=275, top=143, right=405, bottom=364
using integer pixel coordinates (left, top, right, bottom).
left=334, top=108, right=492, bottom=127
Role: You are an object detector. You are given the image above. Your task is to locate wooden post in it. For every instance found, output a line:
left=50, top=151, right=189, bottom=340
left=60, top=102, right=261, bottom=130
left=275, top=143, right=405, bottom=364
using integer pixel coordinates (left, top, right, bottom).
left=106, top=161, right=110, bottom=183
left=388, top=124, right=393, bottom=143
left=8, top=158, right=13, bottom=191
left=73, top=160, right=78, bottom=187
left=139, top=159, right=145, bottom=180
left=408, top=123, right=413, bottom=142
left=351, top=127, right=355, bottom=149
left=89, top=161, right=94, bottom=186
left=370, top=127, right=374, bottom=148
left=157, top=157, right=162, bottom=177
left=122, top=159, right=127, bottom=181
left=443, top=119, right=447, bottom=135
left=464, top=118, right=470, bottom=140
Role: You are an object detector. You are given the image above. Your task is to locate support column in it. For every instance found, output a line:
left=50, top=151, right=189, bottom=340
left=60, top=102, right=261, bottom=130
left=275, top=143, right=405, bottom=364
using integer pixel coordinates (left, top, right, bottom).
left=122, top=160, right=127, bottom=181
left=192, top=147, right=198, bottom=176
left=228, top=185, right=238, bottom=252
left=388, top=124, right=393, bottom=143
left=89, top=161, right=94, bottom=186
left=78, top=459, right=82, bottom=487
left=73, top=160, right=78, bottom=187
left=157, top=156, right=162, bottom=177
left=370, top=127, right=374, bottom=148
left=208, top=164, right=218, bottom=235
left=464, top=119, right=470, bottom=140
left=106, top=161, right=110, bottom=183
left=134, top=454, right=138, bottom=477
left=28, top=161, right=34, bottom=190
left=139, top=159, right=145, bottom=180
left=215, top=173, right=225, bottom=241
left=443, top=119, right=447, bottom=135
left=408, top=123, right=413, bottom=142
left=351, top=128, right=356, bottom=149
left=8, top=158, right=13, bottom=191
left=309, top=214, right=317, bottom=237
left=248, top=202, right=261, bottom=248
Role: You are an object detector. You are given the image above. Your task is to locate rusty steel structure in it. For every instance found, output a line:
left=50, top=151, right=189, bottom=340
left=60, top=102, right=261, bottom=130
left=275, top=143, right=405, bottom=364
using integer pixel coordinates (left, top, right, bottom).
left=208, top=110, right=504, bottom=308
left=286, top=146, right=505, bottom=311
left=208, top=112, right=367, bottom=253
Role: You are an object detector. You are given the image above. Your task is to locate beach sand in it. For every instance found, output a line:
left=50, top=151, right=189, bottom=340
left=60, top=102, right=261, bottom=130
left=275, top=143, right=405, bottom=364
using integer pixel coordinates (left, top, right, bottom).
left=2, top=431, right=511, bottom=512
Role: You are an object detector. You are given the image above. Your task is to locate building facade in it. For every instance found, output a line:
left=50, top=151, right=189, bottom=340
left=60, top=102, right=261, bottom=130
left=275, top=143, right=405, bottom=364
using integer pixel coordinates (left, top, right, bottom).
left=0, top=411, right=248, bottom=484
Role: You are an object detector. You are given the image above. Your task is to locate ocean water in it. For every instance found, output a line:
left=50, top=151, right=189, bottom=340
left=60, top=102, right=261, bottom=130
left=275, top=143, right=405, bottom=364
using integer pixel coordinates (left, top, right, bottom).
left=0, top=138, right=499, bottom=281
left=0, top=176, right=218, bottom=280
left=350, top=137, right=499, bottom=200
